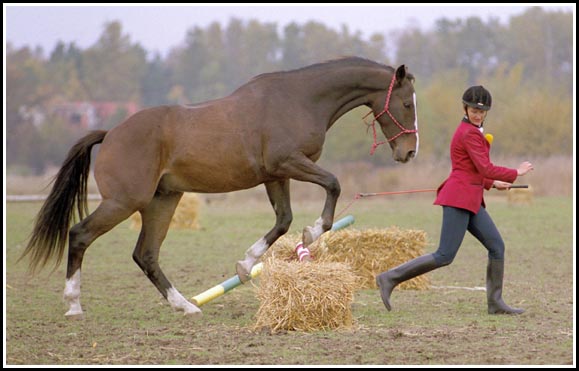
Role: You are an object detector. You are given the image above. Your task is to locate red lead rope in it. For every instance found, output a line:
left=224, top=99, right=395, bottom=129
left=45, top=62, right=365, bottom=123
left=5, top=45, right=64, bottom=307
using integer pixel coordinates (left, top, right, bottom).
left=334, top=185, right=528, bottom=218
left=335, top=188, right=437, bottom=218
left=356, top=189, right=437, bottom=198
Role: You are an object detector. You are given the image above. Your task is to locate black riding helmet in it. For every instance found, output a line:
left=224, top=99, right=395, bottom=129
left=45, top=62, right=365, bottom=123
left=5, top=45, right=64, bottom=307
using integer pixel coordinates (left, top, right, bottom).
left=462, top=85, right=492, bottom=111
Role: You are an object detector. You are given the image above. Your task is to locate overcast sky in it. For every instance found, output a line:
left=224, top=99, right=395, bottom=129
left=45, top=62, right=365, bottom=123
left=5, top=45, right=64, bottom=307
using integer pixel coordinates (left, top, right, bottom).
left=4, top=4, right=574, bottom=58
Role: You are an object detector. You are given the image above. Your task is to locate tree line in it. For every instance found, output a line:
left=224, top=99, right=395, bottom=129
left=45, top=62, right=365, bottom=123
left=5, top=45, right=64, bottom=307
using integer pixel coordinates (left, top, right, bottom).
left=6, top=7, right=573, bottom=173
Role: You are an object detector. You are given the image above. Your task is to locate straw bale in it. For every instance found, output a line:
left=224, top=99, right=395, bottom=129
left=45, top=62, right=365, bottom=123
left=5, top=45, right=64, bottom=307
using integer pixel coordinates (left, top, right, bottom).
left=253, top=258, right=360, bottom=333
left=265, top=226, right=430, bottom=290
left=315, top=227, right=430, bottom=290
left=130, top=193, right=201, bottom=230
left=262, top=232, right=304, bottom=261
left=507, top=186, right=534, bottom=205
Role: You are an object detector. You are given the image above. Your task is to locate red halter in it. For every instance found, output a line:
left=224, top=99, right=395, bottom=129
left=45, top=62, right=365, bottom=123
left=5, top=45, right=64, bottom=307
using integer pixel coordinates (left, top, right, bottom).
left=363, top=73, right=418, bottom=155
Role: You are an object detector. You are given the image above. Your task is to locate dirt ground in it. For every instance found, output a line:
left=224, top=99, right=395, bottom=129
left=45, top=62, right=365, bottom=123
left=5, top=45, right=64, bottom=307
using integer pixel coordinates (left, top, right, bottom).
left=5, top=260, right=574, bottom=366
left=5, top=197, right=575, bottom=366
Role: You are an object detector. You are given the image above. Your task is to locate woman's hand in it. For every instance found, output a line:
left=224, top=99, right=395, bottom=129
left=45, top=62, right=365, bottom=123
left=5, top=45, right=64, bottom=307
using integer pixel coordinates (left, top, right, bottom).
left=517, top=161, right=534, bottom=176
left=493, top=181, right=512, bottom=190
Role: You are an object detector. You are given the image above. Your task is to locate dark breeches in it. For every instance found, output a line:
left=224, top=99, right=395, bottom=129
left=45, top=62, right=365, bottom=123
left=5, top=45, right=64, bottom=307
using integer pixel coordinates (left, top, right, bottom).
left=433, top=206, right=505, bottom=266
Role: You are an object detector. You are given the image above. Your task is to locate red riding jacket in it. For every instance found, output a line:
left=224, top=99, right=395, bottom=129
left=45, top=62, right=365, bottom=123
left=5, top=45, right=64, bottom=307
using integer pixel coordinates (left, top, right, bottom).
left=434, top=120, right=518, bottom=214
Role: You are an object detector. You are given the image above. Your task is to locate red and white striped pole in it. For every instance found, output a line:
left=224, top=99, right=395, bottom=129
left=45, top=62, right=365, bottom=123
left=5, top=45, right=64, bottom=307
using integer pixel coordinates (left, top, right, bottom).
left=294, top=215, right=355, bottom=262
left=295, top=241, right=312, bottom=262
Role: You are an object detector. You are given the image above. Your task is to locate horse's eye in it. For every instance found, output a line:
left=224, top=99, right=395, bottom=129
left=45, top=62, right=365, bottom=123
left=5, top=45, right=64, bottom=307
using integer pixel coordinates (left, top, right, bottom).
left=404, top=102, right=412, bottom=109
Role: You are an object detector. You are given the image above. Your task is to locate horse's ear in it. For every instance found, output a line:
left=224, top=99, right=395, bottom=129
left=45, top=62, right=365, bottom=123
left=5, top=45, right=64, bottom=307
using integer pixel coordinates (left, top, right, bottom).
left=395, top=65, right=407, bottom=82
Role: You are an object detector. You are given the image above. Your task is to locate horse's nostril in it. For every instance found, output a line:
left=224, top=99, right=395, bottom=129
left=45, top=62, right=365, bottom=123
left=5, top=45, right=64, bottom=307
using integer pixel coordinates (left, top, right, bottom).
left=408, top=150, right=416, bottom=159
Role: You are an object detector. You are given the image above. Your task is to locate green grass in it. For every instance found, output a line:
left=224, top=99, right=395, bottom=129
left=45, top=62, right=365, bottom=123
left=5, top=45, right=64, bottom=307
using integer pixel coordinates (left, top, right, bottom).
left=5, top=194, right=574, bottom=365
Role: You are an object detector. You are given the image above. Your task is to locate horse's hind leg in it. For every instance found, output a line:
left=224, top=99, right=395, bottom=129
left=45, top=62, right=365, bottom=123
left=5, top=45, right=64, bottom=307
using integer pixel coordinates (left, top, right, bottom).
left=236, top=180, right=292, bottom=282
left=133, top=192, right=201, bottom=315
left=64, top=200, right=136, bottom=317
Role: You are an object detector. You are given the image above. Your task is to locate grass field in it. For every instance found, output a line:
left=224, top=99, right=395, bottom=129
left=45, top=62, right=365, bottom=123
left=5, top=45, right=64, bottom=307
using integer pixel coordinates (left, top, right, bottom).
left=4, top=192, right=575, bottom=365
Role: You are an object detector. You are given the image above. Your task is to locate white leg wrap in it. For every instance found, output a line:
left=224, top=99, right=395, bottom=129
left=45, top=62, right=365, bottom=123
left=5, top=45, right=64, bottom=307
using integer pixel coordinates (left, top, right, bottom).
left=237, top=237, right=268, bottom=280
left=63, top=270, right=83, bottom=316
left=310, top=217, right=324, bottom=241
left=167, top=287, right=202, bottom=315
left=303, top=217, right=325, bottom=247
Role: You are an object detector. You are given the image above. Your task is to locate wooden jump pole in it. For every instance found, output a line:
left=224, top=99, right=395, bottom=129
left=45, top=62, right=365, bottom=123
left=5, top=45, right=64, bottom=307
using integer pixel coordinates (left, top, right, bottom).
left=191, top=214, right=355, bottom=306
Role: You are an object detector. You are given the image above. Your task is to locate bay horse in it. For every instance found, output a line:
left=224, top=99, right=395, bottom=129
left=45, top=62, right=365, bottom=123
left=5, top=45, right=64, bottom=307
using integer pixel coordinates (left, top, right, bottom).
left=20, top=57, right=419, bottom=317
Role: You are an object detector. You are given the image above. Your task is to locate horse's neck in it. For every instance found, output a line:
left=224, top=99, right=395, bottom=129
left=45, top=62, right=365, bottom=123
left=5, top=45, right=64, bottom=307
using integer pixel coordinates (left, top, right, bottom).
left=305, top=67, right=391, bottom=129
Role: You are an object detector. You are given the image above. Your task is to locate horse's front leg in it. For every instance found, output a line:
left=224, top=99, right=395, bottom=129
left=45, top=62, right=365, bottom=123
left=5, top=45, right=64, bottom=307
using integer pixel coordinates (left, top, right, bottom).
left=236, top=180, right=292, bottom=282
left=277, top=154, right=341, bottom=249
left=302, top=217, right=325, bottom=247
left=302, top=176, right=340, bottom=248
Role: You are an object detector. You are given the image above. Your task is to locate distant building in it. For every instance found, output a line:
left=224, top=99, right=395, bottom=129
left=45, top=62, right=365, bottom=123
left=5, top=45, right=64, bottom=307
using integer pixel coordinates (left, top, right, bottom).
left=20, top=101, right=139, bottom=130
left=51, top=102, right=98, bottom=129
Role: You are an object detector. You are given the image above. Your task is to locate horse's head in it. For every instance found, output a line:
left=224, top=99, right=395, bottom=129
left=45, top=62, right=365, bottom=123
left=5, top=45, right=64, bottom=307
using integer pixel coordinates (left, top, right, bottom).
left=368, top=65, right=419, bottom=163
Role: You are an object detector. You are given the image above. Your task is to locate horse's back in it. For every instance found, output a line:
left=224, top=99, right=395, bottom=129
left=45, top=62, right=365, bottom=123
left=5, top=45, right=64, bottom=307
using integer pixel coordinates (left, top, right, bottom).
left=94, top=104, right=268, bottom=198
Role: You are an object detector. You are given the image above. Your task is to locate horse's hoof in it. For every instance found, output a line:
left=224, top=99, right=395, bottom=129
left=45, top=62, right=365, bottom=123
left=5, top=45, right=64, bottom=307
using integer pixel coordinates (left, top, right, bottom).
left=236, top=261, right=252, bottom=283
left=64, top=312, right=85, bottom=320
left=183, top=307, right=203, bottom=316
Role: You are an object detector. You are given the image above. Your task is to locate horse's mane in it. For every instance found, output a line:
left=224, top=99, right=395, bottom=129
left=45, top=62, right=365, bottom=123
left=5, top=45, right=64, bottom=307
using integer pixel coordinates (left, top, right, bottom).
left=250, top=56, right=395, bottom=82
left=227, top=57, right=409, bottom=97
left=292, top=56, right=394, bottom=73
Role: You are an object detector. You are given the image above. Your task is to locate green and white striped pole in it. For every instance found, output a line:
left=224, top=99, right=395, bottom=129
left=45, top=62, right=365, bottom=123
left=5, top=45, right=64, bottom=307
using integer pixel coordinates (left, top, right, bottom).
left=191, top=214, right=355, bottom=306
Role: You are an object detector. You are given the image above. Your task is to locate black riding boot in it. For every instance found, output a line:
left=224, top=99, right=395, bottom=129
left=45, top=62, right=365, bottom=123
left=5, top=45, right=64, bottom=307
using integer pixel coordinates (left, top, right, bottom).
left=376, top=254, right=439, bottom=311
left=486, top=259, right=524, bottom=314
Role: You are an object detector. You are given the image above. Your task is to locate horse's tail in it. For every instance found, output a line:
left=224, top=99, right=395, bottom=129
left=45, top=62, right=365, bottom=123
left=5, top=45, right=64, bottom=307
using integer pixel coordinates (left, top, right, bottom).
left=19, top=130, right=108, bottom=274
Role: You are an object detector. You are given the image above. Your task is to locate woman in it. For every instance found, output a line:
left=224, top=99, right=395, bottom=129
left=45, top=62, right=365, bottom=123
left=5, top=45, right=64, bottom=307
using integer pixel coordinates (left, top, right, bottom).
left=376, top=85, right=534, bottom=314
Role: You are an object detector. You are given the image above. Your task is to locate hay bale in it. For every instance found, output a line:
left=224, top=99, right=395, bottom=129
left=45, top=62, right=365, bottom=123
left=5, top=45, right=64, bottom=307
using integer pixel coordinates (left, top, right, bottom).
left=253, top=258, right=360, bottom=333
left=262, top=232, right=304, bottom=261
left=507, top=186, right=534, bottom=205
left=130, top=193, right=201, bottom=230
left=265, top=227, right=430, bottom=290
left=316, top=227, right=430, bottom=290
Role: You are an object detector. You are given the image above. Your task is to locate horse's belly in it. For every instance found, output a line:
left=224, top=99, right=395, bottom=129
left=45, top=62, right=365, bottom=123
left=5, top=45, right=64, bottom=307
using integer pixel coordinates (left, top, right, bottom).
left=158, top=165, right=265, bottom=194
